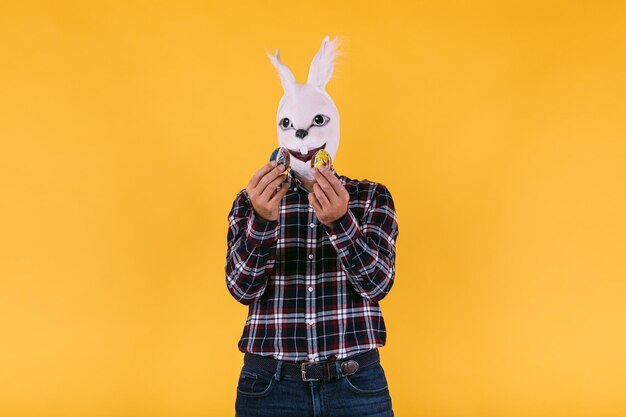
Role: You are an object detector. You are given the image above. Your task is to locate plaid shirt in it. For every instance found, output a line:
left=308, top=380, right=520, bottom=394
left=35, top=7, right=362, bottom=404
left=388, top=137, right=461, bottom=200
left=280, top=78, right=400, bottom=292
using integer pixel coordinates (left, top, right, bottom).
left=224, top=167, right=399, bottom=362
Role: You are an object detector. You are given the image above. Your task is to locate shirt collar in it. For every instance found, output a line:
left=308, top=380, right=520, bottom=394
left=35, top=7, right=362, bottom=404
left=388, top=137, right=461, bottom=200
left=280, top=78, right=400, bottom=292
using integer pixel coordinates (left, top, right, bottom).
left=286, top=167, right=306, bottom=192
left=286, top=167, right=299, bottom=186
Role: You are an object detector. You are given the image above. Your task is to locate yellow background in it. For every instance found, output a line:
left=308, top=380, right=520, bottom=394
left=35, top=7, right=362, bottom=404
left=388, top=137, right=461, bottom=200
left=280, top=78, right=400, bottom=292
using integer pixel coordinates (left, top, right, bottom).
left=1, top=1, right=625, bottom=416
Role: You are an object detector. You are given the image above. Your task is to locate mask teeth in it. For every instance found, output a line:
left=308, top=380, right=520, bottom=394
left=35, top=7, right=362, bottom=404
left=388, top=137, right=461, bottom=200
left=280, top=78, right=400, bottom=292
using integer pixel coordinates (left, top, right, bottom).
left=300, top=145, right=308, bottom=156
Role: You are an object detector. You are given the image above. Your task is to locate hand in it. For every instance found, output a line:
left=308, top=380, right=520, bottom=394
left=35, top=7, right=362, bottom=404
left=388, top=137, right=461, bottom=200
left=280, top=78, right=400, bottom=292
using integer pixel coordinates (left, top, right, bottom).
left=308, top=165, right=350, bottom=228
left=245, top=161, right=290, bottom=222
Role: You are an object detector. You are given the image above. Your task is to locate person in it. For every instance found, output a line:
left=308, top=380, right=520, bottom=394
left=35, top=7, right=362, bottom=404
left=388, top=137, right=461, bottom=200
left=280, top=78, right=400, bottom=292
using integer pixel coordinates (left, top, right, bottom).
left=224, top=158, right=399, bottom=417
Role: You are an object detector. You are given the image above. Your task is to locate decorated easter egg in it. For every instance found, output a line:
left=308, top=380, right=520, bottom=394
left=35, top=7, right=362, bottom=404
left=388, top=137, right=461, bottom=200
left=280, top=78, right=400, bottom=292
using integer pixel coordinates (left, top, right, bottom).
left=269, top=147, right=291, bottom=175
left=310, top=149, right=333, bottom=171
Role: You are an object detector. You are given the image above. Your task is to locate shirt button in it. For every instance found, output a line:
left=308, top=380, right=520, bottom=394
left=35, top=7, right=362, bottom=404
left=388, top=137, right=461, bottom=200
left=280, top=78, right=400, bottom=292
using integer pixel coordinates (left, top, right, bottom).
left=309, top=223, right=315, bottom=228
left=308, top=286, right=314, bottom=292
left=308, top=254, right=314, bottom=259
left=330, top=234, right=337, bottom=240
left=293, top=187, right=298, bottom=191
left=307, top=320, right=314, bottom=326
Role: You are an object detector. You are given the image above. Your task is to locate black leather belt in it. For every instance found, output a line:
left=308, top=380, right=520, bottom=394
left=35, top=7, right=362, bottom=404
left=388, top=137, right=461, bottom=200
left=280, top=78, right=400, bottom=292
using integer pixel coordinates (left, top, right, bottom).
left=243, top=348, right=380, bottom=382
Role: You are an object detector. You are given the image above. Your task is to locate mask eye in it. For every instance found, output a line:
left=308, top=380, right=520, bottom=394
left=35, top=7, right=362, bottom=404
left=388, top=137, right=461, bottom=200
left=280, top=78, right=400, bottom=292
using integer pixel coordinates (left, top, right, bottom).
left=279, top=118, right=293, bottom=130
left=312, top=114, right=329, bottom=126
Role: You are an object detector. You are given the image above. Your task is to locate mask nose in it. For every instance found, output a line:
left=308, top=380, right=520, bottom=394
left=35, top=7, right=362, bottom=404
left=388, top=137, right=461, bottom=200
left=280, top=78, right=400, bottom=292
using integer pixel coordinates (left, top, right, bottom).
left=295, top=129, right=308, bottom=139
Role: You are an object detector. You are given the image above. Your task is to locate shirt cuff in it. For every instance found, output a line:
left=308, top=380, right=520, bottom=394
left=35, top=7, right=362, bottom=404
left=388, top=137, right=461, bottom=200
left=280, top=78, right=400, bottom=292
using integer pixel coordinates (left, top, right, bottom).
left=324, top=209, right=361, bottom=258
left=245, top=209, right=279, bottom=248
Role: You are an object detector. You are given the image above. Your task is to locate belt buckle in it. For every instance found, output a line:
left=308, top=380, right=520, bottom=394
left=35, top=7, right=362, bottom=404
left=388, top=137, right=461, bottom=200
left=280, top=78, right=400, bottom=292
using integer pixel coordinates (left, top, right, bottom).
left=301, top=361, right=319, bottom=381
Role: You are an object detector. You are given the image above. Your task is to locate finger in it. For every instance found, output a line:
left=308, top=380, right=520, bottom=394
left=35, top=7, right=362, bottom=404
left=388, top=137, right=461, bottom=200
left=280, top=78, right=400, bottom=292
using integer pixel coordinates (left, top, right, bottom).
left=256, top=163, right=286, bottom=195
left=313, top=183, right=331, bottom=209
left=311, top=167, right=339, bottom=200
left=248, top=161, right=277, bottom=189
left=269, top=181, right=290, bottom=204
left=319, top=165, right=348, bottom=198
left=260, top=175, right=287, bottom=201
left=308, top=192, right=323, bottom=213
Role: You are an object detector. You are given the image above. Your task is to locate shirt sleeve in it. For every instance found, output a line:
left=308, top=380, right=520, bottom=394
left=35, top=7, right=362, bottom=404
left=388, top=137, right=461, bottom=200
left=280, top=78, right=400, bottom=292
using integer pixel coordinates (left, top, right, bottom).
left=323, top=183, right=399, bottom=303
left=224, top=189, right=279, bottom=305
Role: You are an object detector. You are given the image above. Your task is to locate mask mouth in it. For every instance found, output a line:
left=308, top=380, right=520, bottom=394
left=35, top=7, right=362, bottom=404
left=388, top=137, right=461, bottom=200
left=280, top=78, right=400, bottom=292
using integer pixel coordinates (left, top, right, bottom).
left=288, top=143, right=326, bottom=162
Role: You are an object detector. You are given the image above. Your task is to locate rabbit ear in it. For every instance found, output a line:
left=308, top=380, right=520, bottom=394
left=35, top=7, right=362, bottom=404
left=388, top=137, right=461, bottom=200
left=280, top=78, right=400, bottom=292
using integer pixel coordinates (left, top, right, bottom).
left=266, top=48, right=297, bottom=92
left=307, top=35, right=341, bottom=90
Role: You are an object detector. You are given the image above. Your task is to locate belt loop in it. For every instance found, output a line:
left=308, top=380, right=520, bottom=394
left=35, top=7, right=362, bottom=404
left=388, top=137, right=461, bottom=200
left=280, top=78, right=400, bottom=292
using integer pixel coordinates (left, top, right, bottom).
left=334, top=360, right=343, bottom=379
left=274, top=359, right=283, bottom=381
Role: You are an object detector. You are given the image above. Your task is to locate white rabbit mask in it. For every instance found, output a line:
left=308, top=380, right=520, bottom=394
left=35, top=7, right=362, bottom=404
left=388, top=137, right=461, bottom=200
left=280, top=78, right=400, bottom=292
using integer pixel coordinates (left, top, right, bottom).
left=267, top=35, right=340, bottom=181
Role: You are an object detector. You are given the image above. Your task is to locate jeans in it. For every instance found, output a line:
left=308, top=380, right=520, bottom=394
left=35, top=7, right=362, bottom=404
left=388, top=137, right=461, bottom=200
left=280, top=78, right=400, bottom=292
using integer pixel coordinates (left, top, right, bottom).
left=235, top=351, right=394, bottom=417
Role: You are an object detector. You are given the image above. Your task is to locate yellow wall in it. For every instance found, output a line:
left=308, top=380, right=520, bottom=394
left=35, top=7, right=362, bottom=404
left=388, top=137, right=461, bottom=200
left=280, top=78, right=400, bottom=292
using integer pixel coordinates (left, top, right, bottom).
left=1, top=1, right=625, bottom=416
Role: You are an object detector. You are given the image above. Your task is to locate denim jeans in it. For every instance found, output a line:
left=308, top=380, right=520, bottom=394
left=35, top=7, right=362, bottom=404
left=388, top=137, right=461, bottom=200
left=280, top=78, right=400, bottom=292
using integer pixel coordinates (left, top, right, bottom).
left=235, top=351, right=394, bottom=417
